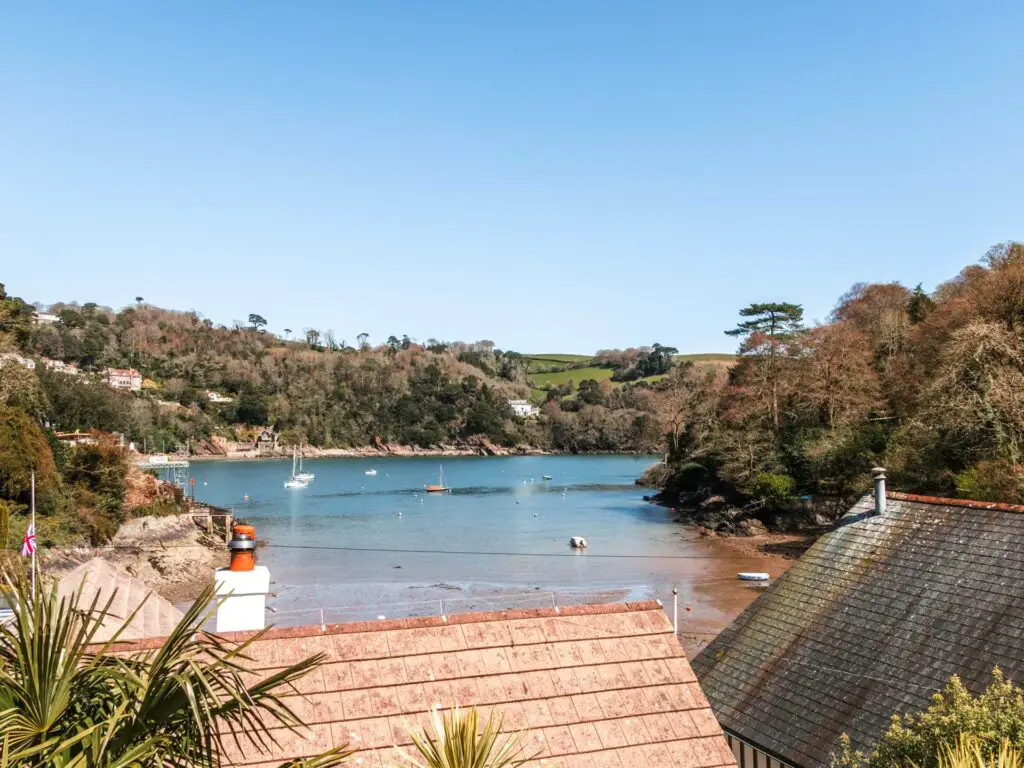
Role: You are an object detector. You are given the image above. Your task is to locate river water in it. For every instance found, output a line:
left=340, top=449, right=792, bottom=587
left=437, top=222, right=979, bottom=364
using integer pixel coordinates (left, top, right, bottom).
left=186, top=455, right=781, bottom=643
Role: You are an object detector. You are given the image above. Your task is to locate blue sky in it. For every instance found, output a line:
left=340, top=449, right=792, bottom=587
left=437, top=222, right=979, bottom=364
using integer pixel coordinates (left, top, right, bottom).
left=2, top=2, right=1022, bottom=353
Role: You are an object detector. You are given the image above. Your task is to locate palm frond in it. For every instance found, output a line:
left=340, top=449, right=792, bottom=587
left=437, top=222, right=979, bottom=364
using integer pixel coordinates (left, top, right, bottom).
left=396, top=706, right=535, bottom=768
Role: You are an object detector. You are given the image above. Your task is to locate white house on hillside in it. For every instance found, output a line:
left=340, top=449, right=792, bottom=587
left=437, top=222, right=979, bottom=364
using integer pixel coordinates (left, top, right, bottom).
left=508, top=398, right=540, bottom=417
left=206, top=391, right=234, bottom=403
left=33, top=312, right=60, bottom=325
left=0, top=352, right=35, bottom=370
left=105, top=367, right=142, bottom=391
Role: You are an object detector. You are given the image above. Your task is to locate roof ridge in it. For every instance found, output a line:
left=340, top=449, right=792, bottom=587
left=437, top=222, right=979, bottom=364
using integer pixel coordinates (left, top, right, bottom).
left=888, top=490, right=1024, bottom=513
left=101, top=599, right=665, bottom=652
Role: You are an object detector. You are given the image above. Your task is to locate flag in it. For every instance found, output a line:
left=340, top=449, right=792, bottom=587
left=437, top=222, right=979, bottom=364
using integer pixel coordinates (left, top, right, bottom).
left=21, top=523, right=35, bottom=557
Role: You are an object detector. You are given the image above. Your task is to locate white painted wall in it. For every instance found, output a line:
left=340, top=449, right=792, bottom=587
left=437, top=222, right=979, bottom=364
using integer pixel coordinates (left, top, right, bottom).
left=214, top=566, right=269, bottom=632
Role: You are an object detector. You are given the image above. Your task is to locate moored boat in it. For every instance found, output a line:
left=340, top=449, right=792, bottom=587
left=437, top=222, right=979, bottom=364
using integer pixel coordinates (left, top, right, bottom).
left=424, top=465, right=449, bottom=493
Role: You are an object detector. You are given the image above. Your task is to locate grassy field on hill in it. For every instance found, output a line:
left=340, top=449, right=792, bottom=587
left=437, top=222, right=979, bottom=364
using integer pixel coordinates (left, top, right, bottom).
left=525, top=352, right=735, bottom=395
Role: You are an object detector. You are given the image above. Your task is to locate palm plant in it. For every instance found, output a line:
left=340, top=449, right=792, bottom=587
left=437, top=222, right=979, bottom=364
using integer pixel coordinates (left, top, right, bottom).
left=935, top=737, right=1023, bottom=768
left=0, top=571, right=352, bottom=767
left=395, top=706, right=534, bottom=768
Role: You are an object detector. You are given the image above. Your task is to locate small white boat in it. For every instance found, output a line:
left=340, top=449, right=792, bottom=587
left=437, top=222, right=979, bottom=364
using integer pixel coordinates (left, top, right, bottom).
left=737, top=572, right=770, bottom=581
left=294, top=448, right=314, bottom=482
left=542, top=474, right=553, bottom=481
left=284, top=450, right=309, bottom=488
left=569, top=536, right=588, bottom=549
left=365, top=469, right=378, bottom=476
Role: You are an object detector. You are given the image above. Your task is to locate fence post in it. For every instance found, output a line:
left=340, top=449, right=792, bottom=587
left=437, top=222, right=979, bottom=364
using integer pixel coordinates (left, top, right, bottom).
left=320, top=608, right=326, bottom=634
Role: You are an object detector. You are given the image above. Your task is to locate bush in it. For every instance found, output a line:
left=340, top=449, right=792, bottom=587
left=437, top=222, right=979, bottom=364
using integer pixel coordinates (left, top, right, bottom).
left=831, top=669, right=1024, bottom=768
left=956, top=461, right=1024, bottom=503
left=750, top=471, right=796, bottom=507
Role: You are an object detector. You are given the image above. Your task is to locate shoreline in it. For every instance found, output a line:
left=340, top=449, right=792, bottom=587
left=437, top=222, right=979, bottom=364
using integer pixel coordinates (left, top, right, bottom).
left=185, top=447, right=658, bottom=462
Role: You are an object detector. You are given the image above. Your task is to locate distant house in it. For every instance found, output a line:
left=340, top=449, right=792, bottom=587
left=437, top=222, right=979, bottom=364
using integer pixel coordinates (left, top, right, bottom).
left=206, top=390, right=234, bottom=404
left=693, top=475, right=1024, bottom=768
left=255, top=428, right=277, bottom=454
left=509, top=398, right=540, bottom=417
left=32, top=311, right=60, bottom=325
left=0, top=352, right=35, bottom=370
left=42, top=358, right=80, bottom=376
left=105, top=367, right=142, bottom=391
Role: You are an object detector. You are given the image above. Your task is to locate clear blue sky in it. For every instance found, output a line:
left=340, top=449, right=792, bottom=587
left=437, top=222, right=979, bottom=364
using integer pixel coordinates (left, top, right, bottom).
left=2, top=2, right=1022, bottom=353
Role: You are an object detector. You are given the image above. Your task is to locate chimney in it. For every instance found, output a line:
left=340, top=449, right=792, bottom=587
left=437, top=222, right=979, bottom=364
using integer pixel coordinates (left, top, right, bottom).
left=215, top=524, right=269, bottom=633
left=872, top=467, right=887, bottom=516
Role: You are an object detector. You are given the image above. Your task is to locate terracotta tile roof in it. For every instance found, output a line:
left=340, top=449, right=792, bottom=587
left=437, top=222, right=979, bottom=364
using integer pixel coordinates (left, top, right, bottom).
left=57, top=557, right=184, bottom=642
left=120, top=600, right=734, bottom=768
left=693, top=492, right=1024, bottom=768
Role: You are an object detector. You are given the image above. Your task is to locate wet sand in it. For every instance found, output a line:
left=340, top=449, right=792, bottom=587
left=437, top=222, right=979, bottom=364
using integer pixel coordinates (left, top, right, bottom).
left=677, top=531, right=819, bottom=657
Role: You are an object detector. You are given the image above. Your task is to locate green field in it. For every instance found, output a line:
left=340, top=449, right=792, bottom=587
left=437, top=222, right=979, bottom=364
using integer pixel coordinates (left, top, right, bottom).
left=524, top=354, right=594, bottom=363
left=529, top=366, right=615, bottom=388
left=524, top=352, right=735, bottom=393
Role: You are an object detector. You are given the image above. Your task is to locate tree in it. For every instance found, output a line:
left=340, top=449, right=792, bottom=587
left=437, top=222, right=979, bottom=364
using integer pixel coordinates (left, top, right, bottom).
left=726, top=302, right=804, bottom=429
left=386, top=335, right=401, bottom=356
left=831, top=669, right=1024, bottom=768
left=0, top=405, right=63, bottom=515
left=248, top=313, right=268, bottom=333
left=915, top=321, right=1024, bottom=466
left=135, top=296, right=144, bottom=305
left=305, top=328, right=321, bottom=349
left=0, top=572, right=353, bottom=767
left=0, top=284, right=35, bottom=349
left=236, top=387, right=270, bottom=426
left=283, top=328, right=292, bottom=341
left=357, top=332, right=369, bottom=350
left=908, top=283, right=936, bottom=324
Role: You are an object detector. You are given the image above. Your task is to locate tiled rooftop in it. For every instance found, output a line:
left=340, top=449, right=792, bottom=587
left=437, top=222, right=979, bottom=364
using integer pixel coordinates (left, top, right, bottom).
left=693, top=492, right=1024, bottom=768
left=57, top=557, right=183, bottom=642
left=119, top=600, right=735, bottom=768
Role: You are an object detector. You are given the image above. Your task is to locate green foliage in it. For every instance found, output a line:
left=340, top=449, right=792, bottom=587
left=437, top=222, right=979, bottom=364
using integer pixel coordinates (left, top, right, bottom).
left=0, top=406, right=63, bottom=516
left=62, top=437, right=129, bottom=542
left=0, top=570, right=353, bottom=767
left=0, top=284, right=34, bottom=349
left=750, top=471, right=796, bottom=506
left=398, top=706, right=534, bottom=768
left=831, top=670, right=1024, bottom=768
left=956, top=461, right=1024, bottom=503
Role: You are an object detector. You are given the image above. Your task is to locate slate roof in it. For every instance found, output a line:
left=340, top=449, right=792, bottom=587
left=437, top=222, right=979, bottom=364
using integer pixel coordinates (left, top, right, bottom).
left=692, top=492, right=1024, bottom=768
left=57, top=557, right=184, bottom=642
left=115, top=600, right=735, bottom=768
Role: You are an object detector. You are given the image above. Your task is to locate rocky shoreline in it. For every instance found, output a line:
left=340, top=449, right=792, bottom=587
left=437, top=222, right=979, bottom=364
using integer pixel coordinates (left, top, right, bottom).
left=186, top=438, right=654, bottom=462
left=41, top=514, right=229, bottom=605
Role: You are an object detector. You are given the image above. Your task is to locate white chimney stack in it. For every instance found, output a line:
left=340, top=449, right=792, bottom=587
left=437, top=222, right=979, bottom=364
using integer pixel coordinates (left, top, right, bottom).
left=215, top=524, right=269, bottom=633
left=872, top=467, right=887, bottom=516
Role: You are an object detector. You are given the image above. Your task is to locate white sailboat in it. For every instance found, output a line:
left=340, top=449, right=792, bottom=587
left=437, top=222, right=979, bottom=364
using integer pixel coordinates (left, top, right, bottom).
left=284, top=449, right=309, bottom=489
left=295, top=445, right=314, bottom=482
left=364, top=468, right=377, bottom=476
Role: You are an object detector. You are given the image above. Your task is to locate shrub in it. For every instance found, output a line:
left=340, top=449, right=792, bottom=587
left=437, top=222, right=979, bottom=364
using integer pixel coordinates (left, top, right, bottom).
left=831, top=669, right=1024, bottom=768
left=750, top=471, right=796, bottom=507
left=956, top=461, right=1024, bottom=503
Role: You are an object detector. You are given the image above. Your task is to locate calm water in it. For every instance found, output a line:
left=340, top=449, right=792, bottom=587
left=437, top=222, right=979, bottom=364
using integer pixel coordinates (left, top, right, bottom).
left=187, top=455, right=777, bottom=632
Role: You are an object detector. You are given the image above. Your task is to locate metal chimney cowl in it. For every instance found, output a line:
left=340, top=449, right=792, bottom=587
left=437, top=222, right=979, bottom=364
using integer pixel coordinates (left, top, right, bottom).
left=872, top=467, right=887, bottom=516
left=215, top=524, right=269, bottom=633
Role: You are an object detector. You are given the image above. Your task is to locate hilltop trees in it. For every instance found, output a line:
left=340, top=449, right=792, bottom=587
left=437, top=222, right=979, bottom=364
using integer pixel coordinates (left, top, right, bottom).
left=248, top=313, right=267, bottom=332
left=653, top=240, right=1024, bottom=510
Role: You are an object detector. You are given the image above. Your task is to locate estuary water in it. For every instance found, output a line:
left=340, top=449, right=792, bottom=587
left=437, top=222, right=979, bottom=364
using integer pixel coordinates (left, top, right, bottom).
left=186, top=455, right=781, bottom=639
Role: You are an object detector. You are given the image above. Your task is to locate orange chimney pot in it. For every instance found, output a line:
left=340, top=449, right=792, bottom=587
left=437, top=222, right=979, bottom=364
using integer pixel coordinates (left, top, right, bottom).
left=228, top=524, right=257, bottom=572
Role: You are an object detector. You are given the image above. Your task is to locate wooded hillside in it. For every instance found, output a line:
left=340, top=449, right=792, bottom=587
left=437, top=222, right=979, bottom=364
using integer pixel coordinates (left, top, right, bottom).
left=656, top=241, right=1024, bottom=510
